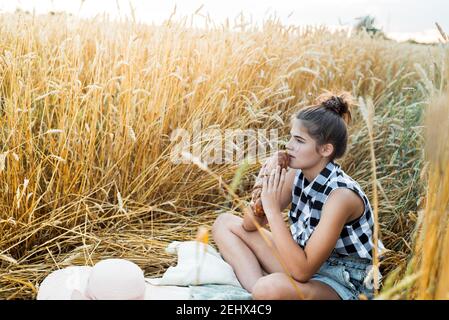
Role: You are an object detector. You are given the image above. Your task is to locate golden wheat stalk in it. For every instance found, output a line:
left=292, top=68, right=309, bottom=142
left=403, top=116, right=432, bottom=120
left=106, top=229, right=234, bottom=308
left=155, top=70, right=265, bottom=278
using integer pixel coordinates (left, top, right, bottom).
left=413, top=93, right=449, bottom=299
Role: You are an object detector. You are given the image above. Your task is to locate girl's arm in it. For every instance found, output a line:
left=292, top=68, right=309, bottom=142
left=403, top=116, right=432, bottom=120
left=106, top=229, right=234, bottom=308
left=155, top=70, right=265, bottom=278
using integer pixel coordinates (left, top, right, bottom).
left=262, top=168, right=363, bottom=282
left=243, top=159, right=296, bottom=232
left=278, top=168, right=295, bottom=211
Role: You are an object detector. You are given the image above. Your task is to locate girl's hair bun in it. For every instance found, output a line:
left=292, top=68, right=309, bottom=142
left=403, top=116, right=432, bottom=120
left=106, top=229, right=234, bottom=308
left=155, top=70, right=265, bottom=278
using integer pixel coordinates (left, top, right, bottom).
left=316, top=92, right=353, bottom=124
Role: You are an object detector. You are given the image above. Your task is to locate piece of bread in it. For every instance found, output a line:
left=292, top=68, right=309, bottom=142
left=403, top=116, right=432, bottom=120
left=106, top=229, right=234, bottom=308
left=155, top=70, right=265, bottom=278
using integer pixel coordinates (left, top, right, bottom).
left=250, top=151, right=289, bottom=217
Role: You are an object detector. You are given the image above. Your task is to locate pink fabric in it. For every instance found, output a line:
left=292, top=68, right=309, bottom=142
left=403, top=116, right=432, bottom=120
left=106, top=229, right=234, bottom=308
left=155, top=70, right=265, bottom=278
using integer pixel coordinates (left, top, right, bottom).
left=37, top=266, right=92, bottom=300
left=85, top=259, right=145, bottom=300
left=37, top=259, right=146, bottom=300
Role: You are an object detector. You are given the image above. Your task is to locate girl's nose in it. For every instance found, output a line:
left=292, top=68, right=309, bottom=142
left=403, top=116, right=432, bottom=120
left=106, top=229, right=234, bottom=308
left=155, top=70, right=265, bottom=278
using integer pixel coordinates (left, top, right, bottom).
left=285, top=139, right=293, bottom=151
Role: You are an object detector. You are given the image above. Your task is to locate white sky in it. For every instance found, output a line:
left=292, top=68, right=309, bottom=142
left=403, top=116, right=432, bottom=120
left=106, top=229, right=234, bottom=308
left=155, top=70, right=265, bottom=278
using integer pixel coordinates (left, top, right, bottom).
left=1, top=0, right=448, bottom=43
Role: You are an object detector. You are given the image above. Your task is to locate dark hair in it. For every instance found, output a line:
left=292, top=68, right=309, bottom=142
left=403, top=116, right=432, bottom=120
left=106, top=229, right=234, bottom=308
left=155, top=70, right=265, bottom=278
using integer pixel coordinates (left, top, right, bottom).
left=294, top=92, right=353, bottom=160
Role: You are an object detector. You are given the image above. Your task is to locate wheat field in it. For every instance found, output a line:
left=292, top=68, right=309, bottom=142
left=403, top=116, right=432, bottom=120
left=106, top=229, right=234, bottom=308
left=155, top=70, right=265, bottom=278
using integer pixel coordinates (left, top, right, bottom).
left=0, top=11, right=447, bottom=299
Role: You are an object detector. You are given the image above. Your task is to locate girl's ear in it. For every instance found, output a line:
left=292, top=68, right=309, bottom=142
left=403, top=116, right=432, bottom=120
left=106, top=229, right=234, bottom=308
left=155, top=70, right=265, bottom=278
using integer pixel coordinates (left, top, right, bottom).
left=319, top=143, right=334, bottom=158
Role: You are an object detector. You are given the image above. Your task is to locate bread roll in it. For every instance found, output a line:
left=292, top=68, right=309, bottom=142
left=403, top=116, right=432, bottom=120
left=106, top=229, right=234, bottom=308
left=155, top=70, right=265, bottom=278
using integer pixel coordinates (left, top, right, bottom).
left=250, top=151, right=289, bottom=217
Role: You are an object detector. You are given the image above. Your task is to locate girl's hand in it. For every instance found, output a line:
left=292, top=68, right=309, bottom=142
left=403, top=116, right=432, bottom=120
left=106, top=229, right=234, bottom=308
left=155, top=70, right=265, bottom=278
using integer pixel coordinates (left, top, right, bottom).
left=261, top=165, right=287, bottom=217
left=255, top=153, right=284, bottom=186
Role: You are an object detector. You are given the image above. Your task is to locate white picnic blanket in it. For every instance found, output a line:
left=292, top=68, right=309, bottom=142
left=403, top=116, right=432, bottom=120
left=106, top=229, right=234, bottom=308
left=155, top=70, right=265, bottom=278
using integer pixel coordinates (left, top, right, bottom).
left=146, top=241, right=242, bottom=287
left=37, top=241, right=250, bottom=300
left=145, top=241, right=251, bottom=300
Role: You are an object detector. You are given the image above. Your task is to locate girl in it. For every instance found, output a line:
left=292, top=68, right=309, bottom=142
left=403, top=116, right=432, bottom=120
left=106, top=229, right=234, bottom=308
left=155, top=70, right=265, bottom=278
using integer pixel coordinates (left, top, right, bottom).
left=212, top=92, right=384, bottom=300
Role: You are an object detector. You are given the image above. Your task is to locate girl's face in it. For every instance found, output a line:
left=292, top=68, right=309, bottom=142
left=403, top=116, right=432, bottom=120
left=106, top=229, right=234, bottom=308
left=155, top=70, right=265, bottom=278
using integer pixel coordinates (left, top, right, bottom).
left=285, top=119, right=324, bottom=170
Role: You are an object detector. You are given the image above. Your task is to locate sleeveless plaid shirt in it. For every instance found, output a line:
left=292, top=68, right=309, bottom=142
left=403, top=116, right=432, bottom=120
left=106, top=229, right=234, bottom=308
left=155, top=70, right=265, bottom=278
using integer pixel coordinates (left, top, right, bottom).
left=288, top=161, right=385, bottom=260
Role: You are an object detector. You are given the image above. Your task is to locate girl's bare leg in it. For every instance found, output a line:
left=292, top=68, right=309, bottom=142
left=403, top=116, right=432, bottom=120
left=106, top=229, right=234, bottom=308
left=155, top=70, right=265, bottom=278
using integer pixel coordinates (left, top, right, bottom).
left=212, top=213, right=283, bottom=292
left=251, top=272, right=341, bottom=300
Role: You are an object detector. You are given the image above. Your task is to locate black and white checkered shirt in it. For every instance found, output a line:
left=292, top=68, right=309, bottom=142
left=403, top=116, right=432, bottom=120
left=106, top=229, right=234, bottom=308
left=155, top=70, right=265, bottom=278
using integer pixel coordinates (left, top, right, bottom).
left=288, top=161, right=385, bottom=260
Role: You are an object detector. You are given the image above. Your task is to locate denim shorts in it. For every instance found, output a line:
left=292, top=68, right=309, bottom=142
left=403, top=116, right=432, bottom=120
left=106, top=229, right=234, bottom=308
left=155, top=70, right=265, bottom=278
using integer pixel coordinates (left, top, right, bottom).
left=310, top=253, right=376, bottom=300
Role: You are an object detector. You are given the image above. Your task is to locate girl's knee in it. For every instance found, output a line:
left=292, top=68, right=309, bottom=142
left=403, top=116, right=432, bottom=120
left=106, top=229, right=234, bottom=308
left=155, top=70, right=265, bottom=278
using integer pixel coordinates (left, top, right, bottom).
left=212, top=213, right=240, bottom=239
left=252, top=274, right=285, bottom=300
